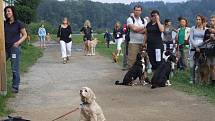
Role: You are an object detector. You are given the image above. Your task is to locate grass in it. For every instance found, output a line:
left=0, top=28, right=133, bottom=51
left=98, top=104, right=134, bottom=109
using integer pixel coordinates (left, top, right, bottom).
left=88, top=34, right=215, bottom=104
left=0, top=43, right=42, bottom=116
left=171, top=70, right=215, bottom=103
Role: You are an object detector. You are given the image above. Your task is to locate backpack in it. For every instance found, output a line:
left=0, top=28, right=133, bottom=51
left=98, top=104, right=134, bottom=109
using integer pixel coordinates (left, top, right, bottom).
left=125, top=16, right=145, bottom=42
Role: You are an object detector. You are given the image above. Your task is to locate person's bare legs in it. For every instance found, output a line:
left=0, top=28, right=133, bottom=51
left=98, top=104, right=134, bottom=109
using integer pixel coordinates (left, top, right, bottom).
left=84, top=41, right=88, bottom=56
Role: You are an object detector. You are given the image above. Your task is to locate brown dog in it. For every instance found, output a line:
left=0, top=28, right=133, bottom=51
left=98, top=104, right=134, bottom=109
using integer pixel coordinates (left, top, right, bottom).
left=194, top=52, right=210, bottom=84
left=198, top=62, right=210, bottom=84
left=112, top=52, right=119, bottom=63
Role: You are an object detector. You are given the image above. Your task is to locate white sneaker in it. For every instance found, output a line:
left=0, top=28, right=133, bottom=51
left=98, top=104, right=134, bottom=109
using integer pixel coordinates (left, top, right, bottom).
left=166, top=80, right=172, bottom=86
left=143, top=81, right=148, bottom=85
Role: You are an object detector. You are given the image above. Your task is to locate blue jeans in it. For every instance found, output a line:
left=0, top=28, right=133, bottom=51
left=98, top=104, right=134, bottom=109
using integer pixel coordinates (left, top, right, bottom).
left=6, top=46, right=21, bottom=90
left=39, top=36, right=46, bottom=43
left=178, top=47, right=187, bottom=70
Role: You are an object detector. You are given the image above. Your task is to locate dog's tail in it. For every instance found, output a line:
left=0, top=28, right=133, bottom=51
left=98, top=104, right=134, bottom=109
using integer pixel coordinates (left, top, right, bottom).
left=115, top=80, right=124, bottom=85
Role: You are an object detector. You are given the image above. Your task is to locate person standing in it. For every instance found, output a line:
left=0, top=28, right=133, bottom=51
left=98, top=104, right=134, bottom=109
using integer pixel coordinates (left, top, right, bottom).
left=38, top=24, right=47, bottom=49
left=80, top=20, right=93, bottom=56
left=57, top=17, right=73, bottom=64
left=113, top=22, right=124, bottom=56
left=104, top=30, right=112, bottom=48
left=127, top=5, right=147, bottom=69
left=144, top=10, right=164, bottom=72
left=189, top=15, right=207, bottom=84
left=203, top=15, right=215, bottom=85
left=163, top=19, right=177, bottom=52
left=4, top=6, right=27, bottom=93
left=176, top=17, right=191, bottom=70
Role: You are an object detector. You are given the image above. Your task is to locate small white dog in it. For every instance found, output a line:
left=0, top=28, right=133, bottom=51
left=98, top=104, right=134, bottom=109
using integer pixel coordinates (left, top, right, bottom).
left=80, top=87, right=105, bottom=121
left=90, top=38, right=98, bottom=56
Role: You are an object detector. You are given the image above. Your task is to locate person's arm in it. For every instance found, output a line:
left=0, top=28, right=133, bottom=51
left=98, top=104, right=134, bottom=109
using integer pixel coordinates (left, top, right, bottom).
left=156, top=15, right=164, bottom=32
left=128, top=24, right=145, bottom=33
left=138, top=28, right=146, bottom=34
left=112, top=29, right=116, bottom=39
left=69, top=25, right=72, bottom=34
left=104, top=33, right=106, bottom=39
left=44, top=28, right=47, bottom=36
left=91, top=28, right=94, bottom=39
left=38, top=28, right=40, bottom=36
left=57, top=25, right=61, bottom=41
left=127, top=17, right=144, bottom=33
left=203, top=29, right=211, bottom=43
left=189, top=27, right=200, bottom=51
left=143, top=29, right=147, bottom=48
left=189, top=27, right=195, bottom=47
left=69, top=25, right=72, bottom=38
left=173, top=28, right=178, bottom=33
left=13, top=28, right=27, bottom=47
left=80, top=27, right=84, bottom=34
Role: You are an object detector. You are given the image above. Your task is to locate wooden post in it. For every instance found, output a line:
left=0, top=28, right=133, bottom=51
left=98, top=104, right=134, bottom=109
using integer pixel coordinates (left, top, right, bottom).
left=0, top=0, right=7, bottom=96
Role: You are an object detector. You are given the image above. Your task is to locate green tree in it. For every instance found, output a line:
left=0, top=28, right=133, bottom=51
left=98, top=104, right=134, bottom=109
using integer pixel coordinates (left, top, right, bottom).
left=15, top=0, right=41, bottom=24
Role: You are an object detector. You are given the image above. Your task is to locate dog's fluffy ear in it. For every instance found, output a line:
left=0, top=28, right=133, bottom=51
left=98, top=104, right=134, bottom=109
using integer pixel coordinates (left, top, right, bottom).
left=136, top=53, right=142, bottom=61
left=168, top=55, right=177, bottom=63
left=84, top=87, right=96, bottom=103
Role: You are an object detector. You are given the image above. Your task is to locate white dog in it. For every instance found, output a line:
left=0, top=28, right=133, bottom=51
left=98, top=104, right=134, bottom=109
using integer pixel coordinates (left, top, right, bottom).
left=80, top=87, right=105, bottom=121
left=90, top=38, right=98, bottom=56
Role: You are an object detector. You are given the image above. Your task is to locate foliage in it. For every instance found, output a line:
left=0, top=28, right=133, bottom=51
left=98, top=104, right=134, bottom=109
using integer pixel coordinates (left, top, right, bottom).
left=37, top=0, right=215, bottom=32
left=37, top=0, right=130, bottom=32
left=27, top=22, right=57, bottom=35
left=15, top=0, right=41, bottom=24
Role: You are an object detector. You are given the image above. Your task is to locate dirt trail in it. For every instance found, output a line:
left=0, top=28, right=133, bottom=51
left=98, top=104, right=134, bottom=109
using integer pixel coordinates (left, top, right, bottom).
left=4, top=42, right=215, bottom=121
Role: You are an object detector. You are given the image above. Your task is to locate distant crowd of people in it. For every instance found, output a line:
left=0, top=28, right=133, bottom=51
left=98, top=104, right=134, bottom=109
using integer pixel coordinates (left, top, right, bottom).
left=3, top=4, right=215, bottom=93
left=103, top=5, right=215, bottom=86
left=111, top=5, right=215, bottom=85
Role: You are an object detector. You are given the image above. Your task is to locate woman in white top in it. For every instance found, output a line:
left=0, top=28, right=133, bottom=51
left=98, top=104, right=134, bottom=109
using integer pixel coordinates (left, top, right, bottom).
left=113, top=22, right=124, bottom=56
left=189, top=15, right=207, bottom=84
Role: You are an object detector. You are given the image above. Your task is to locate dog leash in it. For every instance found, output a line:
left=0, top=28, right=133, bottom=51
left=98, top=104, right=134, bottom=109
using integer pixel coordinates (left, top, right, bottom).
left=52, top=106, right=80, bottom=121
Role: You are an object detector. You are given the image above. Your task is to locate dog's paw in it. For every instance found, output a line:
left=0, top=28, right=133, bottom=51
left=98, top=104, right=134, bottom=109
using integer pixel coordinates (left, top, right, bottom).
left=151, top=85, right=156, bottom=89
left=115, top=81, right=120, bottom=85
left=142, top=81, right=149, bottom=85
left=166, top=80, right=172, bottom=86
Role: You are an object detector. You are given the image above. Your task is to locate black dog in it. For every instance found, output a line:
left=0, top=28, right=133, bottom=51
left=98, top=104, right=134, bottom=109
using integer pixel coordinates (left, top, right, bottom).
left=151, top=51, right=177, bottom=89
left=2, top=116, right=30, bottom=121
left=115, top=52, right=148, bottom=86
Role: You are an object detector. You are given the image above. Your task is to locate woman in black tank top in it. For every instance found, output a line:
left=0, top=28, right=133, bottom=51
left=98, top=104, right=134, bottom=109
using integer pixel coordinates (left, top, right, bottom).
left=144, top=10, right=164, bottom=71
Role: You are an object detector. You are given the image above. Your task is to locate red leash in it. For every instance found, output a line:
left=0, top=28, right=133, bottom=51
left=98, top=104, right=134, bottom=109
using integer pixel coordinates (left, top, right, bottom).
left=52, top=107, right=80, bottom=121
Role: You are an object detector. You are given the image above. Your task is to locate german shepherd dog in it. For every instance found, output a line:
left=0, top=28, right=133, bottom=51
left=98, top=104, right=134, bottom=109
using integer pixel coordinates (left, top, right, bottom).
left=194, top=51, right=210, bottom=84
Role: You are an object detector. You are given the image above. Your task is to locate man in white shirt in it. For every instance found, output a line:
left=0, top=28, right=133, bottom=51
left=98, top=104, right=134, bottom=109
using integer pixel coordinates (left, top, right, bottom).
left=127, top=5, right=147, bottom=68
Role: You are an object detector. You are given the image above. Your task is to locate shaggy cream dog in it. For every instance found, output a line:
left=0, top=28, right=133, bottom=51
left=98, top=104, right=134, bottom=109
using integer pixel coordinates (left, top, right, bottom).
left=80, top=87, right=105, bottom=121
left=90, top=38, right=98, bottom=56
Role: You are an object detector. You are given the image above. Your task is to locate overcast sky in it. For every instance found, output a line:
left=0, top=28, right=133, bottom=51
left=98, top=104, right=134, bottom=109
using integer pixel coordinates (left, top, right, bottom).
left=91, top=0, right=186, bottom=4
